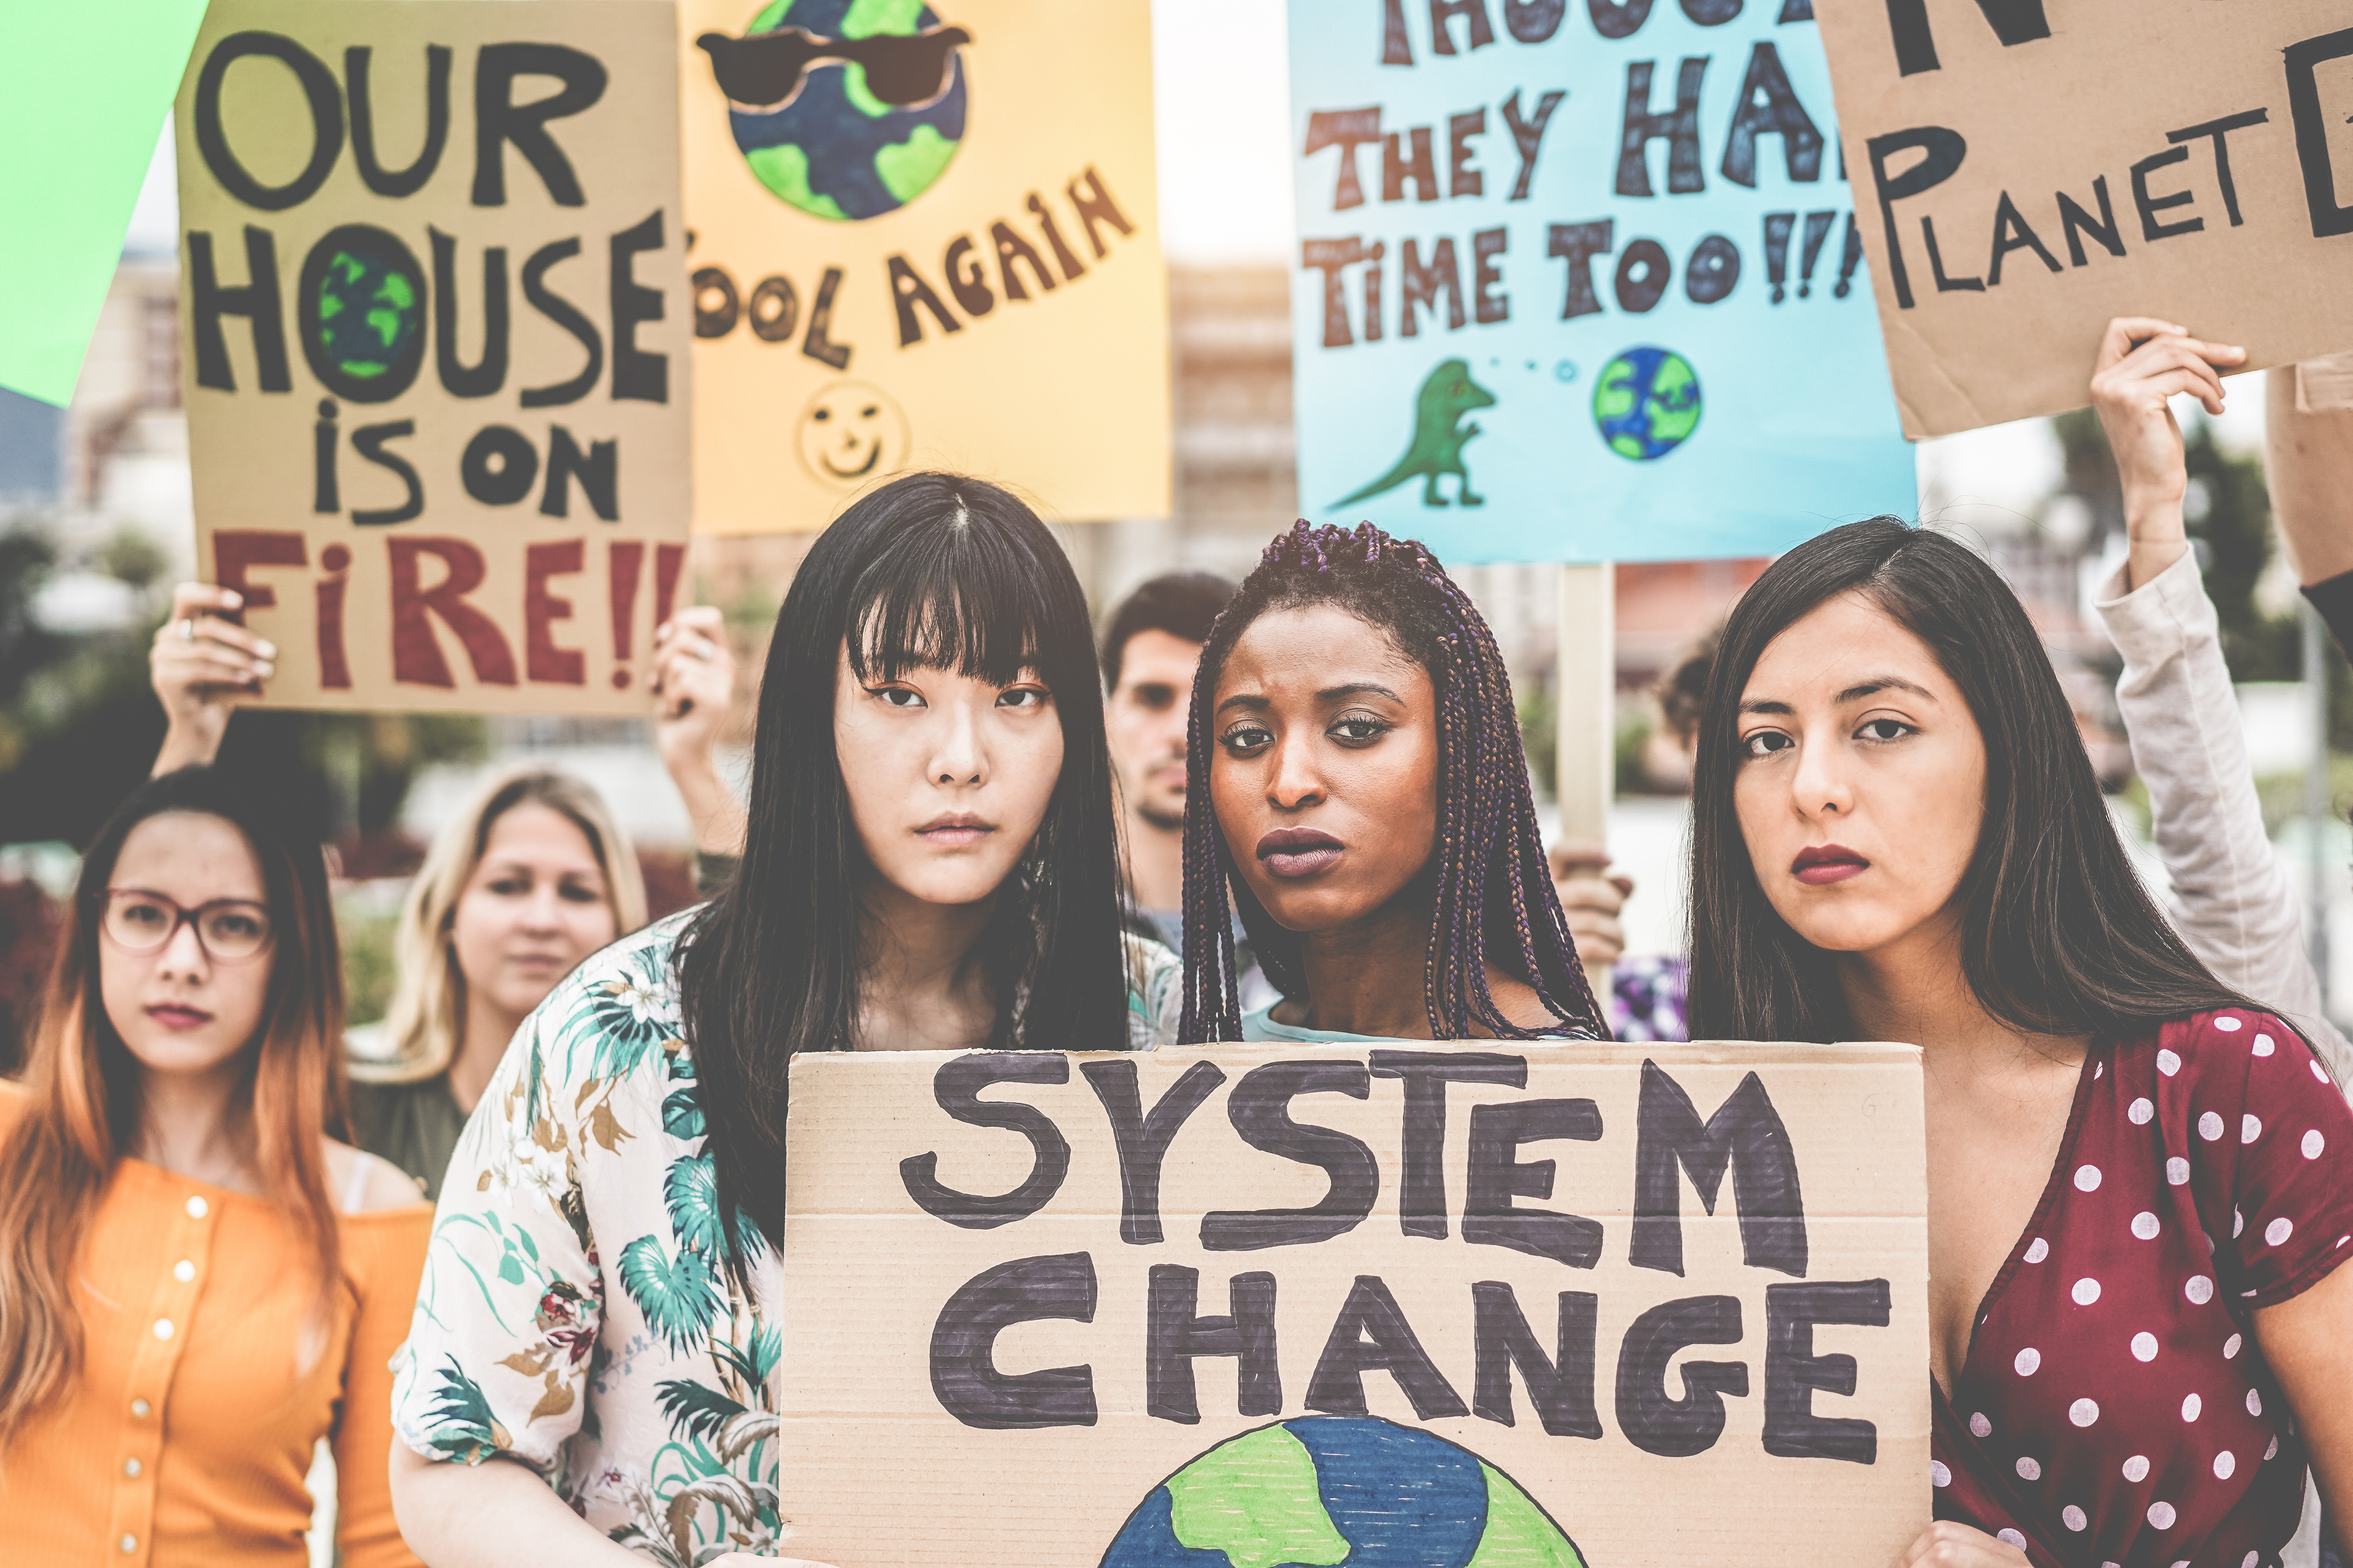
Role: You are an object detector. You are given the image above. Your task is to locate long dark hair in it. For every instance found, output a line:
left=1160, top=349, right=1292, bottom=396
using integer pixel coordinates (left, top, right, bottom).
left=1687, top=517, right=2256, bottom=1043
left=677, top=472, right=1128, bottom=1266
left=0, top=766, right=345, bottom=1448
left=1177, top=521, right=1605, bottom=1043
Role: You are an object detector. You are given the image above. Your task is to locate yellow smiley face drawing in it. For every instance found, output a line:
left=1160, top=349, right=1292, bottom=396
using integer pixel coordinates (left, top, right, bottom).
left=797, top=381, right=910, bottom=487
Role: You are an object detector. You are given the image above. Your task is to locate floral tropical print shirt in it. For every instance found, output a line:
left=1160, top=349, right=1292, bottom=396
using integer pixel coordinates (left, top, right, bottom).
left=389, top=910, right=1178, bottom=1563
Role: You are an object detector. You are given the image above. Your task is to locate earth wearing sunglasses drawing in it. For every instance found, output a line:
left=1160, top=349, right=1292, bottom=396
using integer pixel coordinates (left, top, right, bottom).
left=1098, top=1416, right=1587, bottom=1568
left=700, top=0, right=970, bottom=222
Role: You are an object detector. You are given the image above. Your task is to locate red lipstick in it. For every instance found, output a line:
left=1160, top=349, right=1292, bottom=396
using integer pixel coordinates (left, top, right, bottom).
left=1792, top=843, right=1869, bottom=886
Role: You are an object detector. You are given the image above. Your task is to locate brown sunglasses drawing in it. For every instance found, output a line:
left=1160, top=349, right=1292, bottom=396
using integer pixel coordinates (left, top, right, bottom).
left=696, top=23, right=972, bottom=112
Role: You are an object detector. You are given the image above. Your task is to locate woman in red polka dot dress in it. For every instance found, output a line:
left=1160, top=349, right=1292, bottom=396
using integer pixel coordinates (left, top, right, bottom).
left=1926, top=1006, right=2349, bottom=1568
left=1683, top=321, right=2353, bottom=1568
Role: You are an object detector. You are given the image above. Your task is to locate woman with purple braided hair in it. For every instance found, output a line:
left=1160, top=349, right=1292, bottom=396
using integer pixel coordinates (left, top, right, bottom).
left=1176, top=520, right=1606, bottom=1044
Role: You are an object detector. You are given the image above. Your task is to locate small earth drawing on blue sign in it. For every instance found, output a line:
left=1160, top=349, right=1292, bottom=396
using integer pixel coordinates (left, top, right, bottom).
left=709, top=0, right=969, bottom=221
left=1097, top=1415, right=1587, bottom=1568
left=1593, top=347, right=1702, bottom=461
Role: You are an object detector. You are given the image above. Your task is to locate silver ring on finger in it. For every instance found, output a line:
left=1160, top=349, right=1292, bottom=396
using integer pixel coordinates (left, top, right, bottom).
left=691, top=639, right=715, bottom=661
left=178, top=618, right=195, bottom=642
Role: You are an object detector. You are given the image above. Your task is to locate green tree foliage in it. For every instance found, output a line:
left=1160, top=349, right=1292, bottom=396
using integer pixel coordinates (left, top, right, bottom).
left=0, top=524, right=483, bottom=848
left=1517, top=683, right=1555, bottom=800
left=2183, top=421, right=2298, bottom=681
left=2051, top=408, right=2299, bottom=682
left=0, top=526, right=168, bottom=838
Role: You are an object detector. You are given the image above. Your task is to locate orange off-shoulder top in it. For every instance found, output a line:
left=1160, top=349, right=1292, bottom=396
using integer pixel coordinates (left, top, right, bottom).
left=0, top=1084, right=431, bottom=1568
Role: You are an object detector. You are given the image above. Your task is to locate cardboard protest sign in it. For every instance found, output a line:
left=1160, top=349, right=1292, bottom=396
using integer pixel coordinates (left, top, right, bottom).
left=1287, top=1, right=1916, bottom=565
left=2301, top=351, right=2353, bottom=414
left=0, top=0, right=209, bottom=407
left=177, top=0, right=691, bottom=714
left=1813, top=0, right=2353, bottom=438
left=775, top=1040, right=1929, bottom=1568
left=678, top=0, right=1170, bottom=534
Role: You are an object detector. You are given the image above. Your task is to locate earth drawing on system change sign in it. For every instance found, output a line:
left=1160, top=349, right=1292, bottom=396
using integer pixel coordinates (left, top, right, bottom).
left=699, top=0, right=970, bottom=221
left=1593, top=348, right=1701, bottom=461
left=1098, top=1416, right=1587, bottom=1568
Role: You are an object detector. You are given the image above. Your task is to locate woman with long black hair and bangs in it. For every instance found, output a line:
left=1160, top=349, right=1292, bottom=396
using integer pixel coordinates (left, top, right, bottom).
left=387, top=473, right=1172, bottom=1568
left=1685, top=326, right=2353, bottom=1568
left=1176, top=520, right=1605, bottom=1045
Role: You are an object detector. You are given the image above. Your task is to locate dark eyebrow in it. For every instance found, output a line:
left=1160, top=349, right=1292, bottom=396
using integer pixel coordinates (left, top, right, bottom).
left=1836, top=675, right=1935, bottom=704
left=1215, top=692, right=1270, bottom=715
left=1318, top=681, right=1403, bottom=703
left=1739, top=677, right=1935, bottom=715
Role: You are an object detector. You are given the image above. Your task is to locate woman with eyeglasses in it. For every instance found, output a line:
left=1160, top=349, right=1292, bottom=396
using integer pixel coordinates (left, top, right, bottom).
left=0, top=766, right=429, bottom=1568
left=149, top=586, right=746, bottom=1201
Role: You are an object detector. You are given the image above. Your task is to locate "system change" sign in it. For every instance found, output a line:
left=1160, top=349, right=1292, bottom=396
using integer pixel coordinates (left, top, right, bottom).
left=773, top=1039, right=1929, bottom=1568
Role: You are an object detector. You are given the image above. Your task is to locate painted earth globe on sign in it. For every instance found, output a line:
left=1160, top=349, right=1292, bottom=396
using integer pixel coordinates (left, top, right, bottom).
left=708, top=0, right=969, bottom=221
left=1593, top=347, right=1702, bottom=461
left=313, top=244, right=421, bottom=390
left=1098, top=1416, right=1587, bottom=1568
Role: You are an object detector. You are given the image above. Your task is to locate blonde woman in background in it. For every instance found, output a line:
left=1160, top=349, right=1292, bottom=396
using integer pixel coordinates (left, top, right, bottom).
left=346, top=768, right=646, bottom=1198
left=149, top=590, right=748, bottom=1198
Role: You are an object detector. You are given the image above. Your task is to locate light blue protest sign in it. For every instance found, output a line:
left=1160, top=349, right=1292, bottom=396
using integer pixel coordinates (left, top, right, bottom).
left=1288, top=0, right=1917, bottom=563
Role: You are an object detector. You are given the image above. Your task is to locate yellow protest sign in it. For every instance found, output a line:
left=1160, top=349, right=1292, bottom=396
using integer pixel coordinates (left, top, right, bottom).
left=775, top=1040, right=1930, bottom=1568
left=178, top=0, right=692, bottom=714
left=678, top=0, right=1170, bottom=533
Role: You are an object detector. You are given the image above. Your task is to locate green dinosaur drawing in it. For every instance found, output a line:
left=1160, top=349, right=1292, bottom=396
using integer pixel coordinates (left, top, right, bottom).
left=1333, top=359, right=1497, bottom=509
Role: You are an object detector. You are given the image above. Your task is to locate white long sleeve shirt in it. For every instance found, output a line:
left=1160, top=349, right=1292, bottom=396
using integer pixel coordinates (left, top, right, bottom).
left=2093, top=550, right=2353, bottom=1077
left=2095, top=551, right=2348, bottom=1568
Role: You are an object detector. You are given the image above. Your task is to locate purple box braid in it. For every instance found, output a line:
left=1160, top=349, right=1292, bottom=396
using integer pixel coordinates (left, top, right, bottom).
left=1176, top=520, right=1609, bottom=1045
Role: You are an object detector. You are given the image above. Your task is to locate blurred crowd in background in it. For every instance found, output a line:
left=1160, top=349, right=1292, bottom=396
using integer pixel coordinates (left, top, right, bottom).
left=6, top=251, right=2338, bottom=1071
left=4, top=23, right=2345, bottom=1073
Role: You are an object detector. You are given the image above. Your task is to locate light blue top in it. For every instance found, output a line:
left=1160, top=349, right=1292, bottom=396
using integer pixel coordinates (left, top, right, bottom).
left=1240, top=1004, right=1395, bottom=1044
left=1241, top=1004, right=1603, bottom=1044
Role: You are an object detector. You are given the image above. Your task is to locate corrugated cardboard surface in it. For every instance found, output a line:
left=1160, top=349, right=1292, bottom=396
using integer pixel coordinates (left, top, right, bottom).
left=1814, top=0, right=2353, bottom=437
left=2299, top=350, right=2353, bottom=413
left=777, top=1041, right=1928, bottom=1568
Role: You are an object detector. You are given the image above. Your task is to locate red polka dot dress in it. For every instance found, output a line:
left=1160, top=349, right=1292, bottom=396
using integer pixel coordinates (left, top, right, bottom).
left=1933, top=1010, right=2353, bottom=1567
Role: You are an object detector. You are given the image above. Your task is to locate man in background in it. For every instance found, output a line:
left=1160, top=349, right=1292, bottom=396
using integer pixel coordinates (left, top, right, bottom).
left=1100, top=572, right=1238, bottom=955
